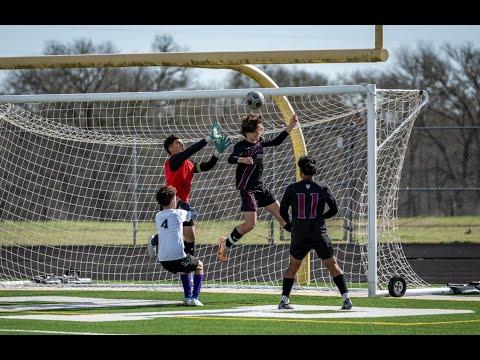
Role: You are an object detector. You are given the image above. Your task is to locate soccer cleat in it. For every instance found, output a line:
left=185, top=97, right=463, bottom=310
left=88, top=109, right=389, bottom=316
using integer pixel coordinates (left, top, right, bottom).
left=278, top=301, right=294, bottom=310
left=183, top=297, right=192, bottom=306
left=147, top=234, right=157, bottom=258
left=341, top=297, right=353, bottom=310
left=188, top=298, right=204, bottom=306
left=217, top=236, right=228, bottom=262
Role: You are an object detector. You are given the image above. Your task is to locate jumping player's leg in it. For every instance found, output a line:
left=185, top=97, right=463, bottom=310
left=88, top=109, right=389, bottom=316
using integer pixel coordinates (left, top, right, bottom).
left=234, top=211, right=257, bottom=237
left=218, top=190, right=258, bottom=262
left=258, top=189, right=291, bottom=232
left=265, top=201, right=287, bottom=227
left=218, top=211, right=256, bottom=262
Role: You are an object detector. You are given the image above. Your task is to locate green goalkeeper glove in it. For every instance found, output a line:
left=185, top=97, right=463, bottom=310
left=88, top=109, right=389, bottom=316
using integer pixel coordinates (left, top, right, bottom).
left=206, top=121, right=222, bottom=142
left=214, top=134, right=232, bottom=157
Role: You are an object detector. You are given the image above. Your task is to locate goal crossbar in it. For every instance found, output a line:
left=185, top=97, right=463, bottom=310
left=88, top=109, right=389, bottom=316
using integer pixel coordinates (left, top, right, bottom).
left=0, top=85, right=371, bottom=104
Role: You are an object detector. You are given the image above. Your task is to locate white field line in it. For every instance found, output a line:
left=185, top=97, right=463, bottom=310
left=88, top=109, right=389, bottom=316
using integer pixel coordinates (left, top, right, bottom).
left=0, top=305, right=473, bottom=322
left=2, top=286, right=480, bottom=301
left=0, top=296, right=180, bottom=312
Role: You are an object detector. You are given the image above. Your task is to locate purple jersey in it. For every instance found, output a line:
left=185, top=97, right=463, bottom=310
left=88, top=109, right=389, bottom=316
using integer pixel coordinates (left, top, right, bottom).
left=280, top=179, right=338, bottom=237
left=227, top=130, right=289, bottom=190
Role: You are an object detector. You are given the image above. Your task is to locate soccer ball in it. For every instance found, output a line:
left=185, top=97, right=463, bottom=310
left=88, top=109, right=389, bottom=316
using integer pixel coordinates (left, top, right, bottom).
left=245, top=91, right=265, bottom=110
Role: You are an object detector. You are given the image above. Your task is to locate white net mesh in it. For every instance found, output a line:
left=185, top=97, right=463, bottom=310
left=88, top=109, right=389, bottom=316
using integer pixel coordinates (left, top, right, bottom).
left=0, top=86, right=428, bottom=292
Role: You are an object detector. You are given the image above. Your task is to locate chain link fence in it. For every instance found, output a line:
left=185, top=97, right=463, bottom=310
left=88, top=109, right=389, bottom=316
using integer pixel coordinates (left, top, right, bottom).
left=399, top=126, right=480, bottom=217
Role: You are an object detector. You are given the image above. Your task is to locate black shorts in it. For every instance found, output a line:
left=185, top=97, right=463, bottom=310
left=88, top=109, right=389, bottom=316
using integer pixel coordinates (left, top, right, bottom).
left=177, top=200, right=195, bottom=227
left=160, top=254, right=199, bottom=274
left=240, top=187, right=276, bottom=212
left=289, top=228, right=334, bottom=260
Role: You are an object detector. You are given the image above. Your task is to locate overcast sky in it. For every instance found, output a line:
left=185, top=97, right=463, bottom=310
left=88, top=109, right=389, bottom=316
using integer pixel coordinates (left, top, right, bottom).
left=1, top=25, right=480, bottom=88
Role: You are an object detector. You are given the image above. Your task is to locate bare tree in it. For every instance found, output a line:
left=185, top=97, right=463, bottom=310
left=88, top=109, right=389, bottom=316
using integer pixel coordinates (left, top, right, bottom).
left=336, top=43, right=480, bottom=216
left=1, top=35, right=193, bottom=94
left=119, top=34, right=192, bottom=92
left=2, top=39, right=124, bottom=94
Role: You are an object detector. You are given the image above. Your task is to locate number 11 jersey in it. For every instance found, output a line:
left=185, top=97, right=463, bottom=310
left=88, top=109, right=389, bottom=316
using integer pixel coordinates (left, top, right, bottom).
left=280, top=180, right=338, bottom=240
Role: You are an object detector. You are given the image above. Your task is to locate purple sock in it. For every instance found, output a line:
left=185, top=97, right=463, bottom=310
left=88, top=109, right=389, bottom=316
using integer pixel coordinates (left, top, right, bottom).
left=180, top=274, right=192, bottom=298
left=192, top=274, right=203, bottom=299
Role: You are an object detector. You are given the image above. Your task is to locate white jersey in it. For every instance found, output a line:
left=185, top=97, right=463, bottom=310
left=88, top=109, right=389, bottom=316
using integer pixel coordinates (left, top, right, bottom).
left=155, top=208, right=192, bottom=261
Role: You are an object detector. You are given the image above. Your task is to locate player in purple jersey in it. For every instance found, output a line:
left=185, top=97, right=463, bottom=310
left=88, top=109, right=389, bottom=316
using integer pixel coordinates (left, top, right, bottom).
left=277, top=156, right=352, bottom=310
left=217, top=113, right=297, bottom=262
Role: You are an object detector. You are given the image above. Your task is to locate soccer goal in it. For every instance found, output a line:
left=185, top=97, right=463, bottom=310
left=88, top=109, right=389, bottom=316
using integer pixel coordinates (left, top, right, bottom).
left=0, top=85, right=443, bottom=296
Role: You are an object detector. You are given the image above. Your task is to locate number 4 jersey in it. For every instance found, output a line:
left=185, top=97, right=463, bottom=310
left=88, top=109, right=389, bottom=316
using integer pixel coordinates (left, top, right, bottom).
left=155, top=208, right=192, bottom=261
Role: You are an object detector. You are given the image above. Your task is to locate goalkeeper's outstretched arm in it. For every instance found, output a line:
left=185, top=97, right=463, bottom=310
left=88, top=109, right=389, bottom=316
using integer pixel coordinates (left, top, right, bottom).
left=195, top=155, right=218, bottom=172
left=170, top=122, right=224, bottom=171
left=169, top=139, right=208, bottom=171
left=195, top=134, right=232, bottom=173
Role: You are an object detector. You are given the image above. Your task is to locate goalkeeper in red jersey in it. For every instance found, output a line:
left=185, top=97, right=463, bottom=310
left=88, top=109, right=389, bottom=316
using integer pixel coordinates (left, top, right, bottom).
left=148, top=122, right=232, bottom=257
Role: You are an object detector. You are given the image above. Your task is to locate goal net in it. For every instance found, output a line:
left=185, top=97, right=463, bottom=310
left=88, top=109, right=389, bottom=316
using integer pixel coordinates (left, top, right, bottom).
left=0, top=85, right=429, bottom=295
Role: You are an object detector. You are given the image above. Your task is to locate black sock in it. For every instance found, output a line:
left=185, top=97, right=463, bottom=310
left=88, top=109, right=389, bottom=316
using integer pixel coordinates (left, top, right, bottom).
left=184, top=241, right=195, bottom=256
left=282, top=277, right=295, bottom=297
left=333, top=274, right=348, bottom=295
left=226, top=228, right=243, bottom=248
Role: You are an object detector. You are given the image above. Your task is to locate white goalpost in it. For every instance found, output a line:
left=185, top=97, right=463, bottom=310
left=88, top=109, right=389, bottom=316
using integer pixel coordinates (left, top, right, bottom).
left=0, top=85, right=447, bottom=296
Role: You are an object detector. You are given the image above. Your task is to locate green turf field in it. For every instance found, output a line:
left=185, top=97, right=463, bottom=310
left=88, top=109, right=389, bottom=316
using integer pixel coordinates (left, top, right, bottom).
left=0, top=290, right=478, bottom=335
left=1, top=216, right=479, bottom=246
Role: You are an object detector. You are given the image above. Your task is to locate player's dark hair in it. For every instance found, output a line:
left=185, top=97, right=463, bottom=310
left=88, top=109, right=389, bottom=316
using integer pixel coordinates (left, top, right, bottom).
left=241, top=114, right=262, bottom=136
left=163, top=134, right=179, bottom=155
left=156, top=186, right=177, bottom=207
left=298, top=156, right=317, bottom=176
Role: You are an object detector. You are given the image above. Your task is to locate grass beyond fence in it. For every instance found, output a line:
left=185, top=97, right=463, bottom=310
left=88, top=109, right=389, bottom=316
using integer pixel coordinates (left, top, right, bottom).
left=0, top=216, right=479, bottom=246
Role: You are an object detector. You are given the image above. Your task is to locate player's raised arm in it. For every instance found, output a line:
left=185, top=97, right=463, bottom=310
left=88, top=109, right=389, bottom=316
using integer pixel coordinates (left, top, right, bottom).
left=285, top=113, right=298, bottom=134
left=261, top=113, right=298, bottom=148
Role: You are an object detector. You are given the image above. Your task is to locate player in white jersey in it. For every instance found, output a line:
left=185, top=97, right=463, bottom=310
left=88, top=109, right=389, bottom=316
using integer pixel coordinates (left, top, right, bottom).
left=147, top=185, right=204, bottom=306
